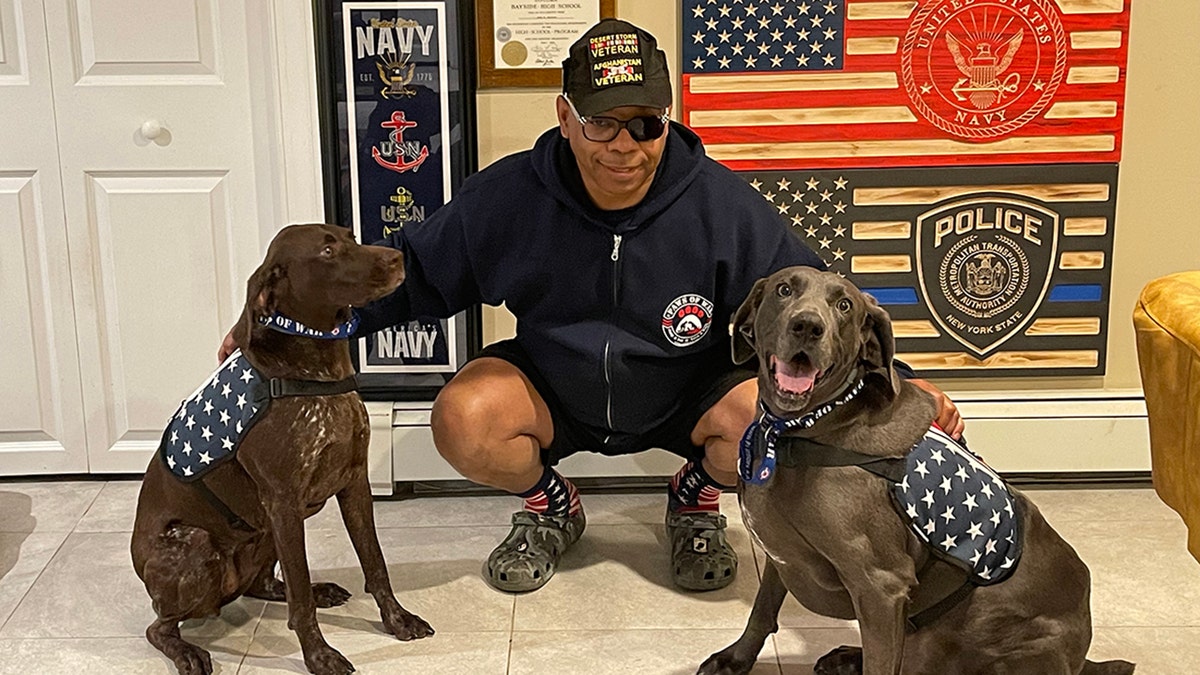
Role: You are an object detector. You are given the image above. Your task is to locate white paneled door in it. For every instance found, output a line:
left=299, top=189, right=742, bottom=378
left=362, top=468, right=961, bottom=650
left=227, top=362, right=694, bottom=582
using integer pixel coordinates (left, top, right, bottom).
left=1, top=0, right=316, bottom=474
left=0, top=0, right=87, bottom=474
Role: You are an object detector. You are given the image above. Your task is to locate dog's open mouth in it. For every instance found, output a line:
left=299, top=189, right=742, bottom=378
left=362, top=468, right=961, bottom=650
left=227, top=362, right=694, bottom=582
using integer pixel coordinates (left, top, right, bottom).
left=770, top=353, right=822, bottom=399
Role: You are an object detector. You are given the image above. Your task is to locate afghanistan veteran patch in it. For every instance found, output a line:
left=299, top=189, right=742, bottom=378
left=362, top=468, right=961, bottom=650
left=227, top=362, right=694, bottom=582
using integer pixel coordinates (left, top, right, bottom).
left=158, top=349, right=270, bottom=481
left=895, top=427, right=1022, bottom=586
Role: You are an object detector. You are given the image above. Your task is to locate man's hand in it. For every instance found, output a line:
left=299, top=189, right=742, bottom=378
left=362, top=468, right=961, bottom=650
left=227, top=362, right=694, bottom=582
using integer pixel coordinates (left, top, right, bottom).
left=908, top=378, right=964, bottom=440
left=217, top=329, right=239, bottom=363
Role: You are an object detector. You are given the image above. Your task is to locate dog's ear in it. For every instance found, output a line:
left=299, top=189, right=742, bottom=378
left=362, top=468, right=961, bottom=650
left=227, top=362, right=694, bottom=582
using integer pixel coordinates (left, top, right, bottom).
left=246, top=262, right=285, bottom=319
left=860, top=292, right=901, bottom=399
left=731, top=278, right=768, bottom=365
left=234, top=262, right=285, bottom=349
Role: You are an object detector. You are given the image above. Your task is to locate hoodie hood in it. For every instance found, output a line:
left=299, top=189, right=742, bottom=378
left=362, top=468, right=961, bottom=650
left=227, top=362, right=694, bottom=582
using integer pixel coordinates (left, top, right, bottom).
left=530, top=121, right=707, bottom=233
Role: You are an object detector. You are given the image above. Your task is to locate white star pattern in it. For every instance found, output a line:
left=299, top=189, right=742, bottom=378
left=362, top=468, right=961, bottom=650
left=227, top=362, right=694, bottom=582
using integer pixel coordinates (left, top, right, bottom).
left=886, top=430, right=1021, bottom=586
left=940, top=505, right=955, bottom=523
left=743, top=171, right=867, bottom=277
left=161, top=351, right=265, bottom=482
left=966, top=521, right=984, bottom=539
left=683, top=0, right=844, bottom=72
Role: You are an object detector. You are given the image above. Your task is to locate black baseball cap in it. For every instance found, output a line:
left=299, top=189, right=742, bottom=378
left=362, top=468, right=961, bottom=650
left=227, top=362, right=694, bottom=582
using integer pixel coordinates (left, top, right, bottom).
left=562, top=18, right=672, bottom=117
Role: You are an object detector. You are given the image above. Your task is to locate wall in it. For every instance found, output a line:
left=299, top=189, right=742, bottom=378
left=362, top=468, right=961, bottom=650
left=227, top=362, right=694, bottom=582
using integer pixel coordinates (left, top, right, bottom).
left=474, top=0, right=1200, bottom=396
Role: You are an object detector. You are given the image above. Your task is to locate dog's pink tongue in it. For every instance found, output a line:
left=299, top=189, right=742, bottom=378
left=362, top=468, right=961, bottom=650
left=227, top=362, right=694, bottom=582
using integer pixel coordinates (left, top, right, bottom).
left=772, top=355, right=818, bottom=394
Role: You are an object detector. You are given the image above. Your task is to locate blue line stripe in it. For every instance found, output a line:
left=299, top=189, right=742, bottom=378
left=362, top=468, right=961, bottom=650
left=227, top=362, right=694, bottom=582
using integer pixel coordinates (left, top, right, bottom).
left=1048, top=284, right=1103, bottom=302
left=860, top=288, right=920, bottom=305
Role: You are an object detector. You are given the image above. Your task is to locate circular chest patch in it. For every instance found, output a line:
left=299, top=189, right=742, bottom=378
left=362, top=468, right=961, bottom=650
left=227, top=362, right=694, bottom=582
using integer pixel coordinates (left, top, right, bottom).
left=662, top=294, right=715, bottom=347
left=900, top=0, right=1067, bottom=140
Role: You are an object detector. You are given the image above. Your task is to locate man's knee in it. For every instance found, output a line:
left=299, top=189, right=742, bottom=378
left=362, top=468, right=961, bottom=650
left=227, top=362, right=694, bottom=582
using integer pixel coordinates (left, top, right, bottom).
left=698, top=379, right=759, bottom=442
left=430, top=358, right=549, bottom=475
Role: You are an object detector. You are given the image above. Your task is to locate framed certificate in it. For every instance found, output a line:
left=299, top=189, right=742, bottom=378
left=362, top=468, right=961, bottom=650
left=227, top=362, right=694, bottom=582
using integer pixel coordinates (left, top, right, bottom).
left=315, top=0, right=481, bottom=400
left=476, top=0, right=616, bottom=88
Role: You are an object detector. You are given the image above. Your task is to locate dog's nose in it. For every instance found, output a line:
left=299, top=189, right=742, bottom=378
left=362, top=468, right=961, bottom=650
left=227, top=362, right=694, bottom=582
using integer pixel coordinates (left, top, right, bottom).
left=788, top=312, right=825, bottom=340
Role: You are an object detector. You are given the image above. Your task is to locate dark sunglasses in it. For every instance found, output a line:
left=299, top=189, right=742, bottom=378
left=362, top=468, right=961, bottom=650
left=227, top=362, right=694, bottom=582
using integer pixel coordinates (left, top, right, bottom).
left=564, top=95, right=670, bottom=143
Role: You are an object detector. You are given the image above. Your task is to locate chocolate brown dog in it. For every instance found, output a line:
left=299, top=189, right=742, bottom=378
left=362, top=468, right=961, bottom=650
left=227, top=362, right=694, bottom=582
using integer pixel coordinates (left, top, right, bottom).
left=132, top=224, right=432, bottom=675
left=699, top=266, right=1133, bottom=675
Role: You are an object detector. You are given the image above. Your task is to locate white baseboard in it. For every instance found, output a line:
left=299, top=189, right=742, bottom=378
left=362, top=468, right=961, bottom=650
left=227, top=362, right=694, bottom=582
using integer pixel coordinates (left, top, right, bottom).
left=386, top=395, right=1152, bottom=487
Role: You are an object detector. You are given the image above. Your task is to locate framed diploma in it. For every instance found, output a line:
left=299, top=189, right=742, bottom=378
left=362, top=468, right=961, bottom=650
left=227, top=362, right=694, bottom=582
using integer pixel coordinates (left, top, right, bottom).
left=476, top=0, right=616, bottom=88
left=315, top=0, right=482, bottom=400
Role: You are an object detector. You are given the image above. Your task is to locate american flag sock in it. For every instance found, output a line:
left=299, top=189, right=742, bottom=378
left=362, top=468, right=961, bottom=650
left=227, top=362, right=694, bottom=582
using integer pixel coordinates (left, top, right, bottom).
left=517, top=466, right=581, bottom=518
left=667, top=461, right=725, bottom=514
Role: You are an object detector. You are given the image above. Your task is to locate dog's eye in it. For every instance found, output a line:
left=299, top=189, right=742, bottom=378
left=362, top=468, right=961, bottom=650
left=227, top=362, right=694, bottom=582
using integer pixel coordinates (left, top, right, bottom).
left=320, top=245, right=335, bottom=258
left=836, top=298, right=852, bottom=313
left=776, top=283, right=791, bottom=298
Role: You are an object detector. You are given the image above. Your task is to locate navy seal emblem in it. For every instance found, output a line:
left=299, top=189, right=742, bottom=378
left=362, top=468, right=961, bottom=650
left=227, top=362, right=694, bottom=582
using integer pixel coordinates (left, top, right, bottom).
left=901, top=0, right=1067, bottom=140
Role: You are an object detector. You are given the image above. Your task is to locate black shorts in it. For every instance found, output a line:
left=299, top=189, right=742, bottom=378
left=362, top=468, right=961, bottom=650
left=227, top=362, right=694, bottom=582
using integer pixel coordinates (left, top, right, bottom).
left=471, top=339, right=754, bottom=466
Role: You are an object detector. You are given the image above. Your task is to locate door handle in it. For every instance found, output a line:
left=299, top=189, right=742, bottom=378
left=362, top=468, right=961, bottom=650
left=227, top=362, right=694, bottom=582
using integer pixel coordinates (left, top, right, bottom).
left=139, top=119, right=170, bottom=144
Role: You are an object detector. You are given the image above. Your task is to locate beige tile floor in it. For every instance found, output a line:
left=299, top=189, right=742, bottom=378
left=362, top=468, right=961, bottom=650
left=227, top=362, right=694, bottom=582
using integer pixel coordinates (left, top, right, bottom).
left=0, top=480, right=1196, bottom=674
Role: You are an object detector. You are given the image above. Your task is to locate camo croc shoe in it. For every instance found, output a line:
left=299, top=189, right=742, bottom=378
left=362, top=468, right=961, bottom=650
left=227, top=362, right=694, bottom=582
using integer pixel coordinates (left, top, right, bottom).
left=667, top=510, right=738, bottom=591
left=484, top=509, right=586, bottom=593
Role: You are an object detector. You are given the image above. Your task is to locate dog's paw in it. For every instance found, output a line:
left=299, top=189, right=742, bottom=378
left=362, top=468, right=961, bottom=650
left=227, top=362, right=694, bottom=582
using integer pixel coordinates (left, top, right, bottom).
left=814, top=645, right=863, bottom=675
left=171, top=643, right=214, bottom=675
left=303, top=644, right=355, bottom=675
left=384, top=610, right=434, bottom=641
left=697, top=646, right=756, bottom=675
left=312, top=582, right=352, bottom=608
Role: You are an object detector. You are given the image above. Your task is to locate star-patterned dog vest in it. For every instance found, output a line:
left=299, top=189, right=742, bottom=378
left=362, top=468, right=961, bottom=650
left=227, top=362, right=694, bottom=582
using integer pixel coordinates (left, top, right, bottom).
left=157, top=349, right=270, bottom=481
left=740, top=418, right=1023, bottom=586
left=896, top=426, right=1022, bottom=586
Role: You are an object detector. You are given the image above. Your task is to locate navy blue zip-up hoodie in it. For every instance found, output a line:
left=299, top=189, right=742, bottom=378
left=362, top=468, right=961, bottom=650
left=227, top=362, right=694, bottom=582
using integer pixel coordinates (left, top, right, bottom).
left=357, top=122, right=826, bottom=438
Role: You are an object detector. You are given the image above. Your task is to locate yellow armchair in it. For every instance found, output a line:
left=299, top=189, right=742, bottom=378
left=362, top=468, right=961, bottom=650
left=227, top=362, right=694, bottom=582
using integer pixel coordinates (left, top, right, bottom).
left=1134, top=271, right=1200, bottom=564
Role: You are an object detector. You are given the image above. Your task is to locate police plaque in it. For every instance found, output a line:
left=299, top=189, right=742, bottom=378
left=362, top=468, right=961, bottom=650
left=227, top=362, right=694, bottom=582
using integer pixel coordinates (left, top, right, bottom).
left=744, top=164, right=1117, bottom=377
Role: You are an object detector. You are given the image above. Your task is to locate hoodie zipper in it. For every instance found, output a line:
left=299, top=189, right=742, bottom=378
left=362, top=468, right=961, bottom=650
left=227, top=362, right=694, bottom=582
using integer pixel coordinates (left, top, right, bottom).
left=603, top=233, right=623, bottom=434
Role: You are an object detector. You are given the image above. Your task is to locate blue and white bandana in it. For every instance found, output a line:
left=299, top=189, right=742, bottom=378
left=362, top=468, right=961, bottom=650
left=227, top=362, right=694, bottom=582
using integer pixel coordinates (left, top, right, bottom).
left=894, top=426, right=1022, bottom=586
left=158, top=349, right=269, bottom=481
left=738, top=379, right=866, bottom=486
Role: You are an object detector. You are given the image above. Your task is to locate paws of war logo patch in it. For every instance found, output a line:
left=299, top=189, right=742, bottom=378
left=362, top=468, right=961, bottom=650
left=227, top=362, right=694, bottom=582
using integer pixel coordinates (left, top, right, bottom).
left=662, top=294, right=714, bottom=347
left=901, top=0, right=1067, bottom=140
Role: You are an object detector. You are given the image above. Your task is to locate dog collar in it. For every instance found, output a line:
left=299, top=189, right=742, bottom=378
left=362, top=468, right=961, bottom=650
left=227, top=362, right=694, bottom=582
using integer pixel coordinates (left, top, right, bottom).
left=738, top=377, right=866, bottom=486
left=258, top=310, right=359, bottom=339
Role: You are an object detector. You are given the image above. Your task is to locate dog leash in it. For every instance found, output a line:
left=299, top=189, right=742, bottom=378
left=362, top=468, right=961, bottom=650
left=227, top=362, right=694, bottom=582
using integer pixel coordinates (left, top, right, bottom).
left=738, top=377, right=865, bottom=486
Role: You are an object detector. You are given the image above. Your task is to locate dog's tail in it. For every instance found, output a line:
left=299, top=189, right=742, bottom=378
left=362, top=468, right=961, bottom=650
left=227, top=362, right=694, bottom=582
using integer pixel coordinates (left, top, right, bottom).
left=1081, top=659, right=1136, bottom=675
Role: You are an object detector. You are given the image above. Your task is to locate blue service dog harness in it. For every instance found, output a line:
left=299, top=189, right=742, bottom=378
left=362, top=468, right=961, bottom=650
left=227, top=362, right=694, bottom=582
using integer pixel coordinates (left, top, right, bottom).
left=155, top=312, right=360, bottom=529
left=738, top=382, right=1023, bottom=628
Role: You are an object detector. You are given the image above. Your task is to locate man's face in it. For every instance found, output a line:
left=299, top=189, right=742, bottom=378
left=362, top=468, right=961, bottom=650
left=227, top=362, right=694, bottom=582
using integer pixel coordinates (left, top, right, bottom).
left=556, top=96, right=669, bottom=211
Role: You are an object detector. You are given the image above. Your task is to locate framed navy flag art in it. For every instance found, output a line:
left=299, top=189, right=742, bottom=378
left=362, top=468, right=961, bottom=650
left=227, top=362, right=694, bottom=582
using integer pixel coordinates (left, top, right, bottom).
left=316, top=0, right=481, bottom=399
left=682, top=0, right=1131, bottom=377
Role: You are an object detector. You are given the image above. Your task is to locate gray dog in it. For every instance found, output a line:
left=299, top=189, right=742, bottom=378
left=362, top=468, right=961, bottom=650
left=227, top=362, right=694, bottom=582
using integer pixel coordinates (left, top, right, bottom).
left=698, top=266, right=1134, bottom=675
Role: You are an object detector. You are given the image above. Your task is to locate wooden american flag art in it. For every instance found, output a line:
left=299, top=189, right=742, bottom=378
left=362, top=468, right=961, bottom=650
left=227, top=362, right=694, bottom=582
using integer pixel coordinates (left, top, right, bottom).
left=681, top=0, right=1131, bottom=376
